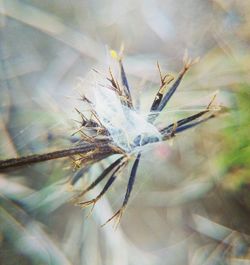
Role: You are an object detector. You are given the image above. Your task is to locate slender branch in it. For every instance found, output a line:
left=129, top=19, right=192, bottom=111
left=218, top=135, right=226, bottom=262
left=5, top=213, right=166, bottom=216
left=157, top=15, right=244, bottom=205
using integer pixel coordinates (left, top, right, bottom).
left=0, top=142, right=116, bottom=171
left=160, top=109, right=209, bottom=135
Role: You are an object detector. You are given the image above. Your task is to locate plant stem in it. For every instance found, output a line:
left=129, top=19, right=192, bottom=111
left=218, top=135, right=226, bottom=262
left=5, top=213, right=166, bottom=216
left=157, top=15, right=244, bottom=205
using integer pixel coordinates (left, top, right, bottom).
left=0, top=142, right=115, bottom=170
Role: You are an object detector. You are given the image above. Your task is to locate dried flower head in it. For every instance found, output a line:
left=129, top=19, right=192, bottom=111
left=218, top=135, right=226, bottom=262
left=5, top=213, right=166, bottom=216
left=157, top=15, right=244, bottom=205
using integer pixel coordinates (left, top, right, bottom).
left=69, top=50, right=221, bottom=225
left=0, top=50, right=222, bottom=226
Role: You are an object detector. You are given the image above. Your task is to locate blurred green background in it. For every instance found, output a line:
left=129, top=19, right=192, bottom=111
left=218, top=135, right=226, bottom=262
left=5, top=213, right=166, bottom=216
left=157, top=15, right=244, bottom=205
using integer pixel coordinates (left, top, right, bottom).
left=0, top=0, right=249, bottom=264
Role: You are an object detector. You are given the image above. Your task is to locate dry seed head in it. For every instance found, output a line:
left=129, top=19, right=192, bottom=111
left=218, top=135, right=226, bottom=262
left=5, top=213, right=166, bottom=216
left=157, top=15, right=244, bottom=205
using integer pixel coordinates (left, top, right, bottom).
left=0, top=51, right=224, bottom=226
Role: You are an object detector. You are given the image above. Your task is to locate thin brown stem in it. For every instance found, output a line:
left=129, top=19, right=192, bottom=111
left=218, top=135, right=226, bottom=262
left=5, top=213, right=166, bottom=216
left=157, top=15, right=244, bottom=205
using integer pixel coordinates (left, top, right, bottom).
left=0, top=142, right=117, bottom=171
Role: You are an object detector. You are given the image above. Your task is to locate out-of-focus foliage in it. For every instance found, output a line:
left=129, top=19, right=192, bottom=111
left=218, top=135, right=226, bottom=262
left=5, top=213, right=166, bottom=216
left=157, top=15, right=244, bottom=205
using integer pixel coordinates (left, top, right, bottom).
left=221, top=87, right=250, bottom=171
left=220, top=86, right=250, bottom=207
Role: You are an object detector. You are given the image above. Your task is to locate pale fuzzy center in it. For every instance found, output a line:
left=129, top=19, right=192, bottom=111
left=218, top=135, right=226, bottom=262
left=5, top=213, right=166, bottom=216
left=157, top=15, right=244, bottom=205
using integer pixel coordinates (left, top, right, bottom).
left=93, top=85, right=161, bottom=152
